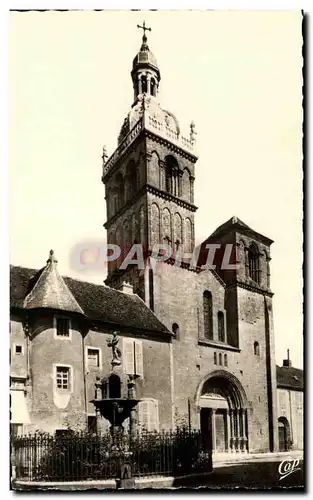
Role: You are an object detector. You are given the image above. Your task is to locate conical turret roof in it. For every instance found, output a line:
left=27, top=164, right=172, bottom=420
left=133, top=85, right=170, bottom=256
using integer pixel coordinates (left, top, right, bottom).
left=23, top=250, right=84, bottom=314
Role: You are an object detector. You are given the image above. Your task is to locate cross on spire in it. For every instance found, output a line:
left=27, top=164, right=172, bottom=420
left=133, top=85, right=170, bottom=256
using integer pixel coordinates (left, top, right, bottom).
left=137, top=20, right=151, bottom=40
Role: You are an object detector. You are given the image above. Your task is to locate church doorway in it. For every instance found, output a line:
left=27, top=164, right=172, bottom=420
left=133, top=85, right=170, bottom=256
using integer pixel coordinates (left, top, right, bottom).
left=198, top=372, right=249, bottom=454
left=278, top=417, right=291, bottom=451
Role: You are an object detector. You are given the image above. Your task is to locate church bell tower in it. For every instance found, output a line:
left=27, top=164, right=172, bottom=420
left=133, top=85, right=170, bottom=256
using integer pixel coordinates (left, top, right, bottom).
left=102, top=23, right=198, bottom=303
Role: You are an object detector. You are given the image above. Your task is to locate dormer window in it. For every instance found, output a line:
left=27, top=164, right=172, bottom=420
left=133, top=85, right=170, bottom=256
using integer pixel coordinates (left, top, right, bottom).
left=55, top=317, right=71, bottom=338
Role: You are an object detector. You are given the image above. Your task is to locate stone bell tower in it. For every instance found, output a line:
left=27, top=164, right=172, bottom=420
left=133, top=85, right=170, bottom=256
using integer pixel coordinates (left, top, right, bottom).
left=102, top=23, right=198, bottom=304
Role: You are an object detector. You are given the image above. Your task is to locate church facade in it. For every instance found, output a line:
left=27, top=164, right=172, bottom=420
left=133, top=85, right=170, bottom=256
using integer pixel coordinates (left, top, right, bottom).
left=10, top=26, right=287, bottom=455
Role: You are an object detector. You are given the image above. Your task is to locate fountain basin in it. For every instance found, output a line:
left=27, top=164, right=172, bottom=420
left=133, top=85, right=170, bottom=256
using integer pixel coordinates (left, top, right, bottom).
left=91, top=398, right=140, bottom=427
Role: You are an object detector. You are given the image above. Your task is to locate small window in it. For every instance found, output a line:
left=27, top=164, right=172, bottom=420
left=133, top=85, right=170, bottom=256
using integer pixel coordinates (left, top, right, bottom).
left=15, top=345, right=23, bottom=355
left=254, top=341, right=260, bottom=356
left=56, top=366, right=70, bottom=390
left=214, top=352, right=217, bottom=365
left=172, top=323, right=180, bottom=339
left=224, top=354, right=228, bottom=367
left=56, top=318, right=70, bottom=337
left=87, top=348, right=100, bottom=368
left=219, top=353, right=222, bottom=365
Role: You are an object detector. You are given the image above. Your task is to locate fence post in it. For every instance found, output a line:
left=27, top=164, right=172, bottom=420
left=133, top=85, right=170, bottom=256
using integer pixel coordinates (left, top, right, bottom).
left=10, top=436, right=16, bottom=482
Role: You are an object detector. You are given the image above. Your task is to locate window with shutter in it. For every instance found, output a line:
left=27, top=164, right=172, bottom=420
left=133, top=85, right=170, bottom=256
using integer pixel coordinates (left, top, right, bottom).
left=122, top=338, right=143, bottom=377
left=135, top=340, right=143, bottom=377
left=150, top=400, right=159, bottom=431
left=138, top=399, right=159, bottom=431
left=138, top=400, right=150, bottom=431
left=123, top=338, right=135, bottom=375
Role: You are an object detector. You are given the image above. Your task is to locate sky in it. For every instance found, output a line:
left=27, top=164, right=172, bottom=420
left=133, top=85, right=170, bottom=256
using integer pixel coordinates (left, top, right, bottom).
left=9, top=10, right=303, bottom=368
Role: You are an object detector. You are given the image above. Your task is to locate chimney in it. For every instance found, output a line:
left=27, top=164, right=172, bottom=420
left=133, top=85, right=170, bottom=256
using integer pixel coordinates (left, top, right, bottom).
left=119, top=281, right=133, bottom=295
left=283, top=348, right=292, bottom=368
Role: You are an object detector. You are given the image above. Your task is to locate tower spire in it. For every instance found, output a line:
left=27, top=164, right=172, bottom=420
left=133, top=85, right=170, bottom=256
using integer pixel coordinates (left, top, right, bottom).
left=131, top=21, right=160, bottom=103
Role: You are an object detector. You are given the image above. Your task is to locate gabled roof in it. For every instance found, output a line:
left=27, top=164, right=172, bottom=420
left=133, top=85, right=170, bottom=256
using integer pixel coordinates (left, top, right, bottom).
left=23, top=250, right=84, bottom=315
left=10, top=262, right=171, bottom=337
left=207, top=216, right=273, bottom=245
left=276, top=365, right=303, bottom=391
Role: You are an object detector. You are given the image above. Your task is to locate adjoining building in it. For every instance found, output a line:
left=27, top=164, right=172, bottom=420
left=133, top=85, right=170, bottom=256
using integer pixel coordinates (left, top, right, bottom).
left=276, top=350, right=303, bottom=451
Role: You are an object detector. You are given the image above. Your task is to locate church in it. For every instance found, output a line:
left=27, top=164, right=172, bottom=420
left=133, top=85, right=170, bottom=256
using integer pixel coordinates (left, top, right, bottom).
left=10, top=23, right=298, bottom=456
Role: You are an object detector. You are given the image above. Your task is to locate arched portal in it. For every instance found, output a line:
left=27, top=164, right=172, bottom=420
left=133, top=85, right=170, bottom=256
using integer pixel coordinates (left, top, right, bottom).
left=278, top=417, right=291, bottom=451
left=197, top=371, right=249, bottom=454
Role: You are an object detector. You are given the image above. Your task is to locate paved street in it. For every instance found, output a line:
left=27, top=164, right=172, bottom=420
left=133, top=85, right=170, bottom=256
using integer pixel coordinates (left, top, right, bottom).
left=173, top=453, right=304, bottom=490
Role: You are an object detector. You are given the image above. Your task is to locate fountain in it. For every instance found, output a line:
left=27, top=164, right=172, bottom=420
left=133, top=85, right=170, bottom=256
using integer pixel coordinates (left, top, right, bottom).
left=91, top=332, right=141, bottom=488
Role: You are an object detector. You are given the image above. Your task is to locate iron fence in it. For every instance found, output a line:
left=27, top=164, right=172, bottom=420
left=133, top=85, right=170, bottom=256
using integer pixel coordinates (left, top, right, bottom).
left=12, top=428, right=212, bottom=482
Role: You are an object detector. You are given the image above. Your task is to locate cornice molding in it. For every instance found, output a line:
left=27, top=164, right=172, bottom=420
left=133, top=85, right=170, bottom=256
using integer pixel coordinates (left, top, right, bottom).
left=145, top=130, right=198, bottom=163
left=198, top=339, right=241, bottom=353
left=102, top=133, right=144, bottom=183
left=229, top=280, right=274, bottom=297
left=146, top=184, right=198, bottom=211
left=104, top=184, right=198, bottom=228
left=102, top=124, right=198, bottom=184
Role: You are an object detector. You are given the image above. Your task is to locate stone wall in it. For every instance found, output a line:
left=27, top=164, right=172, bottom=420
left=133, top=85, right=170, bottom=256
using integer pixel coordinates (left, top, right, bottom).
left=149, top=259, right=278, bottom=452
left=10, top=311, right=172, bottom=434
left=277, top=388, right=303, bottom=450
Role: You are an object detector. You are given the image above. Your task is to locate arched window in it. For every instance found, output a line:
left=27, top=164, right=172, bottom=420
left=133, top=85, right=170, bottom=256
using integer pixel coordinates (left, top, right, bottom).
left=219, top=353, right=222, bottom=365
left=264, top=251, right=271, bottom=288
left=165, top=156, right=179, bottom=197
left=126, top=161, right=137, bottom=200
left=203, top=291, right=213, bottom=340
left=108, top=374, right=121, bottom=398
left=150, top=78, right=156, bottom=96
left=141, top=75, right=147, bottom=94
left=214, top=352, right=217, bottom=365
left=172, top=323, right=180, bottom=340
left=224, top=354, right=228, bottom=367
left=116, top=173, right=124, bottom=210
left=218, top=311, right=225, bottom=343
left=248, top=243, right=260, bottom=284
left=254, top=341, right=260, bottom=356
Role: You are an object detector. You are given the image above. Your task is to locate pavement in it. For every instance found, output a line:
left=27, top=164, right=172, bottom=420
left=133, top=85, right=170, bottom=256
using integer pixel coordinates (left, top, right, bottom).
left=175, top=451, right=304, bottom=490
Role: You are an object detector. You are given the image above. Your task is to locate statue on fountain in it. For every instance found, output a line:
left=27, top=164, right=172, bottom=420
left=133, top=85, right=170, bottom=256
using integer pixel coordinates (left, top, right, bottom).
left=107, top=331, right=122, bottom=367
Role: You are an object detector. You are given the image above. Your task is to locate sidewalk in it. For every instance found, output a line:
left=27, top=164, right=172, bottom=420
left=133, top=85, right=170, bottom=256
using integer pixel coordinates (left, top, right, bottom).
left=213, top=450, right=303, bottom=468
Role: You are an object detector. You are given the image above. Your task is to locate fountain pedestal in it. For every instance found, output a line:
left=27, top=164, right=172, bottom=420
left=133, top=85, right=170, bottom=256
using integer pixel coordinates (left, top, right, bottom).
left=91, top=333, right=141, bottom=488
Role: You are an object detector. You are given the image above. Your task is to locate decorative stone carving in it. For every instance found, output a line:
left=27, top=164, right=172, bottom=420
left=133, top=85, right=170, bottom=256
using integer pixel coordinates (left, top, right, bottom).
left=107, top=331, right=122, bottom=367
left=190, top=121, right=197, bottom=142
left=102, top=145, right=108, bottom=162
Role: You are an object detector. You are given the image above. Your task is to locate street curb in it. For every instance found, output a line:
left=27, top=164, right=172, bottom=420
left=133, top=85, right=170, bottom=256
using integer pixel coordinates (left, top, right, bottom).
left=13, top=472, right=214, bottom=491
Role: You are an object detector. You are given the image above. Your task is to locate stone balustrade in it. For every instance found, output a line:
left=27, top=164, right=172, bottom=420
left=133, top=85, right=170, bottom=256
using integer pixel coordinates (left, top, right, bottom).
left=102, top=111, right=197, bottom=179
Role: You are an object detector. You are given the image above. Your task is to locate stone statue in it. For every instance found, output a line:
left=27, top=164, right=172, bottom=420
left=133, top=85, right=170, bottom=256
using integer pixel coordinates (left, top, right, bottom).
left=190, top=121, right=197, bottom=142
left=102, top=145, right=108, bottom=162
left=107, top=331, right=122, bottom=366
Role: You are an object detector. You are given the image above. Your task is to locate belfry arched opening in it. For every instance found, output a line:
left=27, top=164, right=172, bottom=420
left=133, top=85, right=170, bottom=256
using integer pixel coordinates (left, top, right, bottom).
left=198, top=372, right=249, bottom=454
